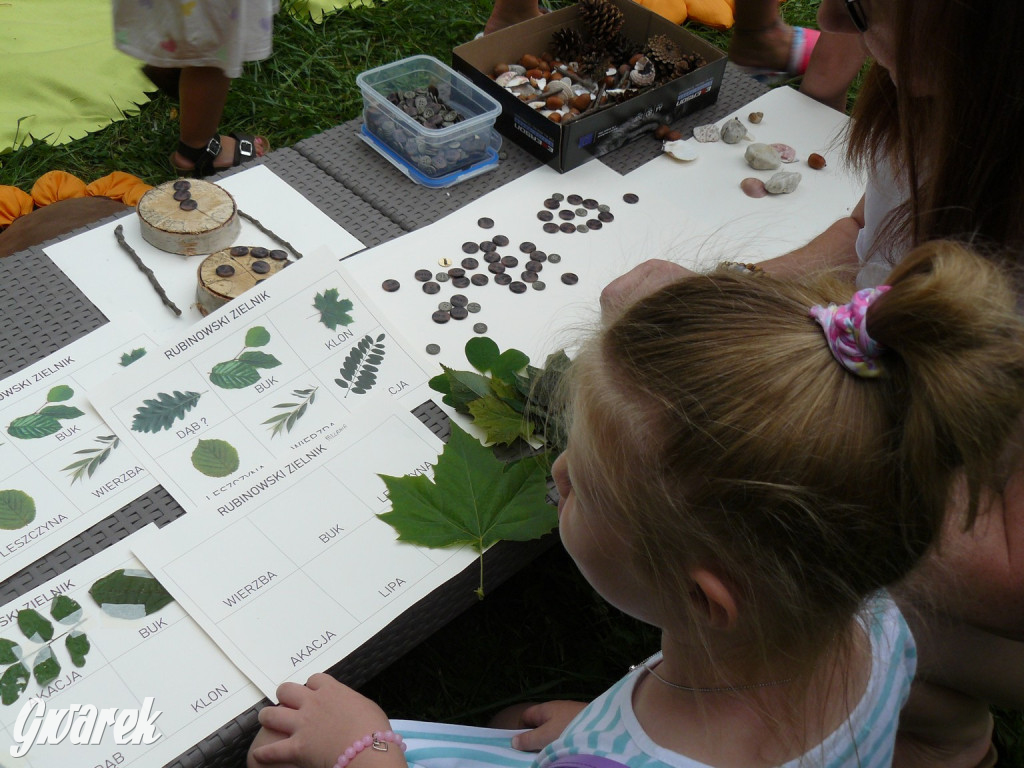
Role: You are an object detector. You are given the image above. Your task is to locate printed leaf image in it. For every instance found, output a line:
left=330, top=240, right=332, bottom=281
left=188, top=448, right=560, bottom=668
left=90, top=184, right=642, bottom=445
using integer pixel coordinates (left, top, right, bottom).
left=335, top=333, right=386, bottom=398
left=32, top=646, right=60, bottom=687
left=379, top=422, right=557, bottom=597
left=263, top=387, right=318, bottom=438
left=192, top=438, right=240, bottom=477
left=120, top=347, right=147, bottom=366
left=132, top=390, right=202, bottom=433
left=0, top=490, right=35, bottom=530
left=89, top=568, right=174, bottom=619
left=65, top=631, right=90, bottom=667
left=314, top=288, right=354, bottom=330
left=0, top=640, right=22, bottom=665
left=62, top=434, right=120, bottom=484
left=210, top=327, right=281, bottom=389
left=50, top=595, right=83, bottom=625
left=17, top=610, right=53, bottom=644
left=46, top=385, right=74, bottom=403
left=0, top=663, right=28, bottom=705
left=7, top=386, right=85, bottom=439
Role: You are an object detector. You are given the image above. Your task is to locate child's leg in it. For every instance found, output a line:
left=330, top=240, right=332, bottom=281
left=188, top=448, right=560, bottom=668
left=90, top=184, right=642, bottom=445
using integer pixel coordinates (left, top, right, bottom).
left=172, top=66, right=268, bottom=172
left=484, top=0, right=544, bottom=35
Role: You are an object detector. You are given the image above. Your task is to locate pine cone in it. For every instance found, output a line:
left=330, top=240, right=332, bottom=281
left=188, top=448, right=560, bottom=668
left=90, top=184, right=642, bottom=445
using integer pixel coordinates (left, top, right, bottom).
left=577, top=48, right=610, bottom=81
left=646, top=34, right=681, bottom=70
left=673, top=52, right=708, bottom=78
left=551, top=27, right=586, bottom=62
left=577, top=0, right=625, bottom=40
left=607, top=31, right=639, bottom=66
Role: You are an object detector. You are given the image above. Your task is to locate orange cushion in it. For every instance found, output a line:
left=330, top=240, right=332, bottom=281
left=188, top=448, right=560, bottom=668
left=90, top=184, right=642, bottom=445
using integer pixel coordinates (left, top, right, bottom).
left=85, top=171, right=152, bottom=204
left=0, top=186, right=34, bottom=228
left=30, top=170, right=87, bottom=207
left=685, top=0, right=735, bottom=29
left=634, top=0, right=688, bottom=25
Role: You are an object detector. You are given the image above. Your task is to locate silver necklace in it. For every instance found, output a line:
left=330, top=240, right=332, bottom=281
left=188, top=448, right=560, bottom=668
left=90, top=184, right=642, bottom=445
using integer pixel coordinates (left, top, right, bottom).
left=631, top=654, right=794, bottom=694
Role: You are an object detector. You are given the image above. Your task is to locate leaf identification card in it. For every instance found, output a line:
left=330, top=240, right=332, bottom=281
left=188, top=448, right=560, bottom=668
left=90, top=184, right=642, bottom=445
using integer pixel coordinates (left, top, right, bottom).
left=0, top=321, right=158, bottom=583
left=89, top=256, right=436, bottom=516
left=132, top=405, right=477, bottom=699
left=0, top=527, right=260, bottom=768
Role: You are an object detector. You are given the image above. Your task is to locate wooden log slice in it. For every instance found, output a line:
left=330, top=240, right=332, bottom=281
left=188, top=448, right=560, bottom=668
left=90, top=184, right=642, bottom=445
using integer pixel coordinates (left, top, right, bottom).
left=137, top=179, right=240, bottom=256
left=196, top=245, right=291, bottom=315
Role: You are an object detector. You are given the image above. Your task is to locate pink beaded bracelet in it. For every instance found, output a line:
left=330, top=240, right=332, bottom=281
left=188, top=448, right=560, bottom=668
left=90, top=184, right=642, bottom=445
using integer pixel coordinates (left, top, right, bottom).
left=334, top=731, right=406, bottom=768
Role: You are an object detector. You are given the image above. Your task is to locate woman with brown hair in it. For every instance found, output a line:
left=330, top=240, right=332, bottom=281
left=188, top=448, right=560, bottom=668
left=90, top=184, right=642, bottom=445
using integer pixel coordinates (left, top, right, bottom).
left=602, top=1, right=1024, bottom=766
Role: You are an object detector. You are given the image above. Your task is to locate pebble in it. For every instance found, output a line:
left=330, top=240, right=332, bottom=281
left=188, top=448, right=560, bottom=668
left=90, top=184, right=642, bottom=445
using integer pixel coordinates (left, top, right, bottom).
left=745, top=143, right=782, bottom=171
left=765, top=171, right=802, bottom=195
left=770, top=143, right=797, bottom=163
left=740, top=178, right=768, bottom=198
left=693, top=124, right=720, bottom=142
left=720, top=117, right=749, bottom=144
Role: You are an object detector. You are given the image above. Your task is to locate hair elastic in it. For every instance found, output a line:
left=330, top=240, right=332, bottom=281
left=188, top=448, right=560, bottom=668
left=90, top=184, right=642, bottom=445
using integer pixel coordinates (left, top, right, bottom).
left=810, top=285, right=891, bottom=378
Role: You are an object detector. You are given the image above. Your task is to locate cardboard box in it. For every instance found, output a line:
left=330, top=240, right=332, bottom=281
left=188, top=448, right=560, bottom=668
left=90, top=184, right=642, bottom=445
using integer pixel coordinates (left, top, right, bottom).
left=453, top=0, right=726, bottom=172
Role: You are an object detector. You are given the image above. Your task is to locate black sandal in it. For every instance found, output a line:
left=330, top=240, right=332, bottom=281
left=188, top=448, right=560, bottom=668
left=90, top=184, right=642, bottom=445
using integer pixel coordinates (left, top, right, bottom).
left=172, top=133, right=268, bottom=177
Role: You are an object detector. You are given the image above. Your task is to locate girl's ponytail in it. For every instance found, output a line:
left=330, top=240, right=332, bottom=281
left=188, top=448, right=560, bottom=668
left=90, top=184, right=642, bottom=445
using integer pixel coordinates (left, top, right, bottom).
left=867, top=240, right=1024, bottom=529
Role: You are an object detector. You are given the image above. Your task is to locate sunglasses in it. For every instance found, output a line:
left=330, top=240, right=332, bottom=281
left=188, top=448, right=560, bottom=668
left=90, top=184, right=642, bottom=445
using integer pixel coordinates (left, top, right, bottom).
left=845, top=0, right=868, bottom=32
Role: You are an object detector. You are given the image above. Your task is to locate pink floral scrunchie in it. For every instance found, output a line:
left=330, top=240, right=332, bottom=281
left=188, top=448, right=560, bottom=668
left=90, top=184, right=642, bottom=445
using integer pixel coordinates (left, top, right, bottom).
left=810, top=285, right=891, bottom=378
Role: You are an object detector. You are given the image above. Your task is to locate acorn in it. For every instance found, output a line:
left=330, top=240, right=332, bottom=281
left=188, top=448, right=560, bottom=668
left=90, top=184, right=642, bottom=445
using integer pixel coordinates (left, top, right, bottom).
left=570, top=93, right=592, bottom=111
left=526, top=68, right=545, bottom=80
left=520, top=54, right=542, bottom=70
left=546, top=95, right=565, bottom=110
left=493, top=63, right=510, bottom=77
left=548, top=112, right=562, bottom=123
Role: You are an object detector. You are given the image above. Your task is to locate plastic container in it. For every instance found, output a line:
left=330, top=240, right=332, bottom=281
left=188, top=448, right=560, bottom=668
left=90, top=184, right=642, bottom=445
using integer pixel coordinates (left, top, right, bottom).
left=356, top=55, right=502, bottom=185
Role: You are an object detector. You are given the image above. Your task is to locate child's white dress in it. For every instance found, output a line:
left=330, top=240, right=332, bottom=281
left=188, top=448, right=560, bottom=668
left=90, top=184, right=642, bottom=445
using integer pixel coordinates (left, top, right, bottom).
left=113, top=0, right=280, bottom=79
left=393, top=595, right=915, bottom=768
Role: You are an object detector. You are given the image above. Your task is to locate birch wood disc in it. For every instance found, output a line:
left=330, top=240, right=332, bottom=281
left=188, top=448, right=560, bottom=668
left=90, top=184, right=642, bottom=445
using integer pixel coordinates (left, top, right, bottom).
left=137, top=180, right=240, bottom=256
left=196, top=246, right=291, bottom=315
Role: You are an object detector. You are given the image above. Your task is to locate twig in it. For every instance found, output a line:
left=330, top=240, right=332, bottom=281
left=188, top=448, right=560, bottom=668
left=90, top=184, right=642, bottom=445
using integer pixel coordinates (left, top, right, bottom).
left=113, top=225, right=182, bottom=317
left=237, top=210, right=304, bottom=259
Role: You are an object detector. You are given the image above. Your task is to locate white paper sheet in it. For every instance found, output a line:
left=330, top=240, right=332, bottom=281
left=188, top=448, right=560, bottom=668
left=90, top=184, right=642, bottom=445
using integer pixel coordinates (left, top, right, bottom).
left=0, top=528, right=261, bottom=768
left=87, top=257, right=435, bottom=514
left=45, top=165, right=365, bottom=336
left=340, top=87, right=864, bottom=367
left=0, top=322, right=159, bottom=581
left=133, top=406, right=477, bottom=699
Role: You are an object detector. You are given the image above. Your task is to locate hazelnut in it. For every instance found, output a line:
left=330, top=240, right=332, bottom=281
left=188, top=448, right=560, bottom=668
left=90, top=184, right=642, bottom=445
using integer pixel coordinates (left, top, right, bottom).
left=546, top=96, right=565, bottom=110
left=629, top=53, right=644, bottom=66
left=666, top=129, right=683, bottom=141
left=520, top=54, right=542, bottom=70
left=807, top=152, right=827, bottom=170
left=654, top=125, right=672, bottom=139
left=550, top=72, right=563, bottom=80
left=493, top=63, right=509, bottom=77
left=570, top=93, right=592, bottom=111
left=526, top=68, right=544, bottom=80
left=604, top=75, right=616, bottom=87
left=548, top=112, right=562, bottom=124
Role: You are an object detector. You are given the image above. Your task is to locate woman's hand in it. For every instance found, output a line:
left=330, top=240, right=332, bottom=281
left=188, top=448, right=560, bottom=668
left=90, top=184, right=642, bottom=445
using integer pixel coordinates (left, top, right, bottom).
left=249, top=674, right=405, bottom=768
left=600, top=259, right=692, bottom=321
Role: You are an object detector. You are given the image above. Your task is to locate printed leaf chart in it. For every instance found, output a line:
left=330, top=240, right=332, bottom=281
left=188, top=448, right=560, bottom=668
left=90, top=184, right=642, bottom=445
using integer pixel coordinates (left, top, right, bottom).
left=379, top=422, right=556, bottom=597
left=120, top=347, right=147, bottom=366
left=0, top=489, right=35, bottom=530
left=6, top=385, right=84, bottom=440
left=210, top=326, right=282, bottom=390
left=314, top=288, right=354, bottom=330
left=192, top=439, right=240, bottom=478
left=429, top=338, right=571, bottom=453
left=0, top=594, right=93, bottom=705
left=336, top=334, right=386, bottom=397
left=62, top=434, right=120, bottom=484
left=132, top=390, right=203, bottom=433
left=263, top=387, right=318, bottom=438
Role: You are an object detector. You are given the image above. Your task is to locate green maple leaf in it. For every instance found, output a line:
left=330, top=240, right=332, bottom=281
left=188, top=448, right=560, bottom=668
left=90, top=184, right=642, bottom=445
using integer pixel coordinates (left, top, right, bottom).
left=378, top=422, right=556, bottom=598
left=314, top=289, right=354, bottom=330
left=467, top=395, right=534, bottom=446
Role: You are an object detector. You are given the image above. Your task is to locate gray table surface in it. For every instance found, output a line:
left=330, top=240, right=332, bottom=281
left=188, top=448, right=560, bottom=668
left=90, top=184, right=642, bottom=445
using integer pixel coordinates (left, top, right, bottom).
left=0, top=63, right=766, bottom=767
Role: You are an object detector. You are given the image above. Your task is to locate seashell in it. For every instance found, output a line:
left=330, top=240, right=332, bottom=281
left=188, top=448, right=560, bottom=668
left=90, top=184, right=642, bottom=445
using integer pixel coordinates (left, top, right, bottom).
left=765, top=171, right=802, bottom=194
left=663, top=140, right=698, bottom=161
left=496, top=72, right=528, bottom=88
left=741, top=178, right=768, bottom=198
left=693, top=124, right=720, bottom=143
left=511, top=83, right=540, bottom=98
left=508, top=64, right=527, bottom=75
left=744, top=143, right=781, bottom=171
left=530, top=77, right=547, bottom=91
left=770, top=143, right=797, bottom=163
left=543, top=78, right=576, bottom=100
left=528, top=101, right=546, bottom=110
left=720, top=117, right=749, bottom=144
left=808, top=152, right=827, bottom=170
left=748, top=111, right=763, bottom=124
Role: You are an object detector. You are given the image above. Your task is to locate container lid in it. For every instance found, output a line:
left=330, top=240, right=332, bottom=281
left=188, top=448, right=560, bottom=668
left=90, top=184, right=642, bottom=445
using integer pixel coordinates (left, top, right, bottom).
left=358, top=125, right=502, bottom=188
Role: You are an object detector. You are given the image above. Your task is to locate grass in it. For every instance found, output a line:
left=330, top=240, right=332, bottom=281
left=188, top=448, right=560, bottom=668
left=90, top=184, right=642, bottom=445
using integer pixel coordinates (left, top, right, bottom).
left=0, top=0, right=1020, bottom=764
